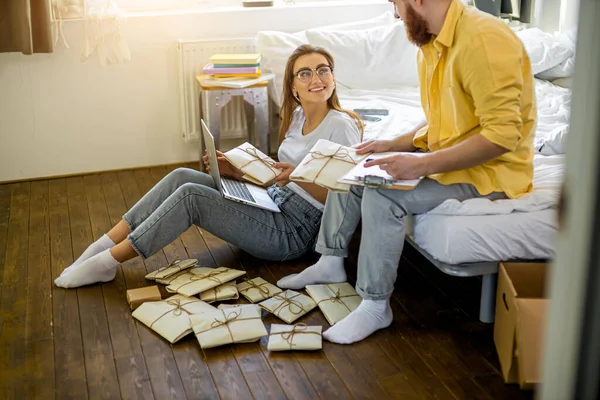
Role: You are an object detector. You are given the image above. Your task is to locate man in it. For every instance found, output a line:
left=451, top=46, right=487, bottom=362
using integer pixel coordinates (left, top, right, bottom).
left=278, top=0, right=536, bottom=344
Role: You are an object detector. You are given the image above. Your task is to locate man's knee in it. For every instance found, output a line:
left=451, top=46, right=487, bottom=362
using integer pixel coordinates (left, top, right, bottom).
left=362, top=188, right=407, bottom=219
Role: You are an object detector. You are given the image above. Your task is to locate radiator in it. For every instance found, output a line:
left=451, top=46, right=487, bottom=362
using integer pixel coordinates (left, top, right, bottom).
left=176, top=37, right=257, bottom=142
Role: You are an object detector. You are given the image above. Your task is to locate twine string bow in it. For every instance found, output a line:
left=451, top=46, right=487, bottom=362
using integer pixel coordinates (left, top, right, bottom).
left=272, top=293, right=305, bottom=317
left=302, top=146, right=358, bottom=185
left=237, top=147, right=280, bottom=179
left=276, top=323, right=321, bottom=349
left=239, top=278, right=271, bottom=299
left=149, top=298, right=197, bottom=329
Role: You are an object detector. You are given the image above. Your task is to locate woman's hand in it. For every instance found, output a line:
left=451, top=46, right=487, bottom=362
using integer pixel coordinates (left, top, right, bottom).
left=264, top=162, right=296, bottom=187
left=203, top=150, right=244, bottom=180
left=354, top=139, right=393, bottom=155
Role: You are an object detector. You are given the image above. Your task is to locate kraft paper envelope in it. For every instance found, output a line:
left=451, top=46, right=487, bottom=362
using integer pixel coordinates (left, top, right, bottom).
left=237, top=277, right=282, bottom=303
left=191, top=306, right=268, bottom=349
left=145, top=258, right=197, bottom=281
left=305, top=283, right=362, bottom=325
left=166, top=267, right=246, bottom=297
left=199, top=282, right=239, bottom=303
left=224, top=142, right=282, bottom=185
left=259, top=290, right=317, bottom=324
left=132, top=294, right=216, bottom=343
left=289, top=139, right=369, bottom=192
left=268, top=324, right=322, bottom=351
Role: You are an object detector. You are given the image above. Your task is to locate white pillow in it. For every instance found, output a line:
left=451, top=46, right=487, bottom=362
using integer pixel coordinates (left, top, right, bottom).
left=256, top=11, right=396, bottom=106
left=516, top=28, right=573, bottom=75
left=535, top=27, right=578, bottom=80
left=305, top=22, right=419, bottom=90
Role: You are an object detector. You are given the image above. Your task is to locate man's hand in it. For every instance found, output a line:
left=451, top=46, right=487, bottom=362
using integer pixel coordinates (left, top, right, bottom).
left=354, top=139, right=393, bottom=155
left=266, top=162, right=296, bottom=187
left=203, top=150, right=244, bottom=180
left=364, top=152, right=430, bottom=180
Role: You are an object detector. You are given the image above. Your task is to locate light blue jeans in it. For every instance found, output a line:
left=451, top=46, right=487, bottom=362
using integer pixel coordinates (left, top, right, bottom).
left=315, top=178, right=506, bottom=300
left=123, top=168, right=323, bottom=261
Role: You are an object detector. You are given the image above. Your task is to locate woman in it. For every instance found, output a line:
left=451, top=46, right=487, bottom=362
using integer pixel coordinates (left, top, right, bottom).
left=55, top=44, right=364, bottom=288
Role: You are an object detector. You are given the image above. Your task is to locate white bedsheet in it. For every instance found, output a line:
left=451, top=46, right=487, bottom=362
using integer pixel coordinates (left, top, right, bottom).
left=410, top=209, right=557, bottom=264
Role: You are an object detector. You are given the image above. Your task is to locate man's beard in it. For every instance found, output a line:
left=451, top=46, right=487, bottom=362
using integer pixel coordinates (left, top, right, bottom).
left=404, top=5, right=433, bottom=47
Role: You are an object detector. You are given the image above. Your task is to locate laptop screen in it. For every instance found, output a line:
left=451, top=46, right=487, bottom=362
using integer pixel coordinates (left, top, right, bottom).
left=200, top=119, right=224, bottom=194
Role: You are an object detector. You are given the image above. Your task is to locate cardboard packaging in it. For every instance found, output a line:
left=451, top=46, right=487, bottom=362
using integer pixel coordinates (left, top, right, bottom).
left=494, top=262, right=549, bottom=390
left=126, top=285, right=162, bottom=310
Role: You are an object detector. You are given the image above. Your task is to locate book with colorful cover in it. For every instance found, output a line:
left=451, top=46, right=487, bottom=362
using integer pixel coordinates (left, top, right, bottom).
left=203, top=63, right=260, bottom=75
left=209, top=53, right=262, bottom=65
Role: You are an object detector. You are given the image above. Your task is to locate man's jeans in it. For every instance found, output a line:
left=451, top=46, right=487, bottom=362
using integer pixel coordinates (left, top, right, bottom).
left=315, top=178, right=506, bottom=300
left=123, top=168, right=322, bottom=261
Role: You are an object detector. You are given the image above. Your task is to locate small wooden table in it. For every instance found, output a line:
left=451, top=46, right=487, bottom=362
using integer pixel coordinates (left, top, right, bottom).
left=196, top=74, right=270, bottom=162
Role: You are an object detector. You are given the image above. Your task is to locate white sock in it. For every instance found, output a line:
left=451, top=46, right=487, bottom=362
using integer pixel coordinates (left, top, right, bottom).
left=277, top=255, right=346, bottom=289
left=54, top=249, right=119, bottom=289
left=60, top=234, right=116, bottom=277
left=323, top=299, right=393, bottom=344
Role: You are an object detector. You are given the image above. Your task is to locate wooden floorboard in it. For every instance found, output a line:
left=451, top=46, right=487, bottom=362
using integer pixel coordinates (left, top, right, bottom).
left=49, top=179, right=88, bottom=399
left=25, top=181, right=54, bottom=399
left=0, top=168, right=537, bottom=399
left=66, top=177, right=121, bottom=400
left=116, top=170, right=188, bottom=400
left=0, top=183, right=31, bottom=399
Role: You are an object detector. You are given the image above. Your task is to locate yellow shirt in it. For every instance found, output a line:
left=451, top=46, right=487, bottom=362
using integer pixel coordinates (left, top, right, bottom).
left=413, top=0, right=536, bottom=199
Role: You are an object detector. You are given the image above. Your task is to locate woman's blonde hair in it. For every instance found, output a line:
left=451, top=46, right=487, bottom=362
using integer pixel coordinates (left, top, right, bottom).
left=278, top=44, right=364, bottom=144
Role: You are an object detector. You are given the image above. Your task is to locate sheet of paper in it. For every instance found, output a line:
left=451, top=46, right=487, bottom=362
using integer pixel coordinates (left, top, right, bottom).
left=338, top=152, right=422, bottom=187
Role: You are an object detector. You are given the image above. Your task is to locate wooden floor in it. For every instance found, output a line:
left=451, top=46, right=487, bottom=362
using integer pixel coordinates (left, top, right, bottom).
left=0, top=163, right=534, bottom=400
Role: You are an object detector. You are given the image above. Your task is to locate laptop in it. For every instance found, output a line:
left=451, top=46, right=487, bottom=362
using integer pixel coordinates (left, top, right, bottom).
left=201, top=119, right=280, bottom=213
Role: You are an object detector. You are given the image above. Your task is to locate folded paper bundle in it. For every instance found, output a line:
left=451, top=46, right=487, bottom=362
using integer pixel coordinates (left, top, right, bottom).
left=289, top=139, right=370, bottom=192
left=166, top=267, right=246, bottom=297
left=191, top=306, right=268, bottom=348
left=199, top=282, right=239, bottom=303
left=145, top=258, right=198, bottom=281
left=132, top=294, right=216, bottom=343
left=267, top=323, right=322, bottom=351
left=217, top=303, right=261, bottom=311
left=259, top=290, right=317, bottom=324
left=305, top=283, right=362, bottom=326
left=223, top=142, right=282, bottom=185
left=155, top=269, right=189, bottom=285
left=237, top=277, right=282, bottom=303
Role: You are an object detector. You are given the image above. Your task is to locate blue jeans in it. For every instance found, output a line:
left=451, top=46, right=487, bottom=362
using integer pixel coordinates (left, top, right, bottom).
left=316, top=178, right=506, bottom=300
left=123, top=168, right=323, bottom=261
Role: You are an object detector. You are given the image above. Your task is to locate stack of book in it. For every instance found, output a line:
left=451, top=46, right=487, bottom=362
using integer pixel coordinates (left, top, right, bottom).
left=202, top=53, right=262, bottom=79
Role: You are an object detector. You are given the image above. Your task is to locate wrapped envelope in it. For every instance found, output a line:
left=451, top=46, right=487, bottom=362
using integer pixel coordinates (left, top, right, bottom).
left=289, top=139, right=370, bottom=192
left=191, top=306, right=268, bottom=349
left=237, top=277, right=282, bottom=303
left=199, top=282, right=239, bottom=303
left=305, top=283, right=362, bottom=326
left=259, top=290, right=317, bottom=324
left=155, top=269, right=189, bottom=285
left=166, top=267, right=246, bottom=297
left=132, top=294, right=216, bottom=343
left=267, top=324, right=322, bottom=351
left=145, top=258, right=197, bottom=281
left=223, top=142, right=282, bottom=185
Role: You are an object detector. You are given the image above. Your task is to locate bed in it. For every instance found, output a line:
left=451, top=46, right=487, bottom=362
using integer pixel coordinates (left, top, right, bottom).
left=256, top=11, right=575, bottom=322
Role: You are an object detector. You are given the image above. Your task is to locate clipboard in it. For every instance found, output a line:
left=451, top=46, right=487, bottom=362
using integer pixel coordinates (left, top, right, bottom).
left=336, top=152, right=423, bottom=190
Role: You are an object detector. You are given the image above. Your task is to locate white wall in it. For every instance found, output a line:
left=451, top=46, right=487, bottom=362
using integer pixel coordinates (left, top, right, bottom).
left=0, top=3, right=389, bottom=182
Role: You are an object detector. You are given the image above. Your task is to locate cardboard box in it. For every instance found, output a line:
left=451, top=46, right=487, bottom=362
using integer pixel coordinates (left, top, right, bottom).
left=127, top=286, right=162, bottom=310
left=494, top=262, right=549, bottom=390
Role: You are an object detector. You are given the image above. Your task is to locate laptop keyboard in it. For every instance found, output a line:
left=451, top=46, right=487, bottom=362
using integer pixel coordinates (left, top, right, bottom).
left=222, top=179, right=257, bottom=203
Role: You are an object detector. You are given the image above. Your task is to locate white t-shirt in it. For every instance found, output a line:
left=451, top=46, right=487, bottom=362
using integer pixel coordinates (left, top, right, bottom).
left=278, top=107, right=361, bottom=210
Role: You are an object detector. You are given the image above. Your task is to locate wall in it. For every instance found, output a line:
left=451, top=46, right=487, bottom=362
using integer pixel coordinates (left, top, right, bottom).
left=0, top=2, right=389, bottom=182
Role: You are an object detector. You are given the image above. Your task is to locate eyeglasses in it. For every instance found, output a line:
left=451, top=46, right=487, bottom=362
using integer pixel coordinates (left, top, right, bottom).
left=294, top=65, right=333, bottom=83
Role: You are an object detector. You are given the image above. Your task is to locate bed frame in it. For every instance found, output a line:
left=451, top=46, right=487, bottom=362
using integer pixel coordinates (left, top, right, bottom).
left=404, top=233, right=500, bottom=323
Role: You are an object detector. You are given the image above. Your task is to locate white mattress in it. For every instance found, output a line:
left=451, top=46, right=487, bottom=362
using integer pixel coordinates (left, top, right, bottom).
left=409, top=209, right=558, bottom=265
